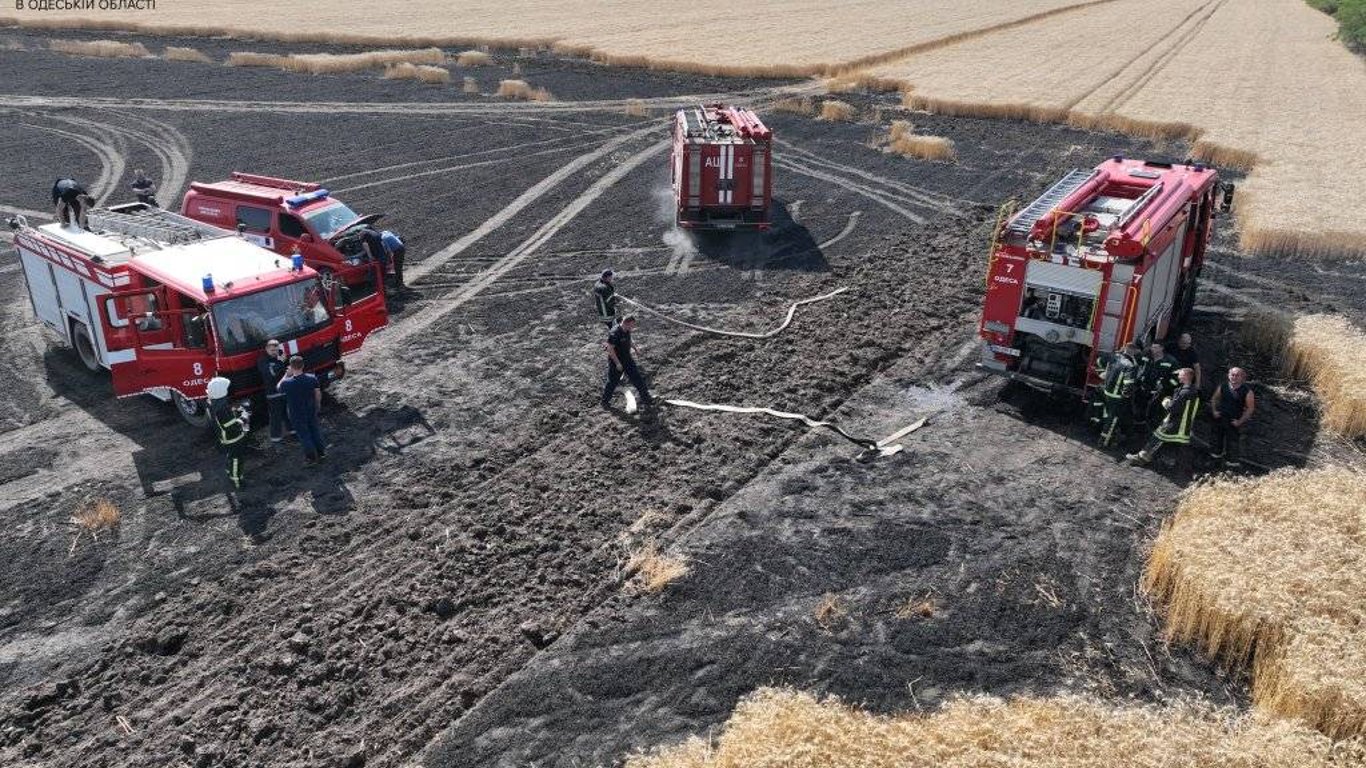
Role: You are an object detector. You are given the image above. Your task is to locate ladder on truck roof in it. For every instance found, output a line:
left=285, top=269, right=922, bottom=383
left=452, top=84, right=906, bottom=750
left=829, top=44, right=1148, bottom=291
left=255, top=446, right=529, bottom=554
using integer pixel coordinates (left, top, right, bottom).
left=87, top=204, right=222, bottom=247
left=1006, top=169, right=1098, bottom=237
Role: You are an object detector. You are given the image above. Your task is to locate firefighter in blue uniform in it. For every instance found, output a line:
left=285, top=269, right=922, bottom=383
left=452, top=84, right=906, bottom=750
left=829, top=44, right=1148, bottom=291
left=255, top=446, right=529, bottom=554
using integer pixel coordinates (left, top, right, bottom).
left=207, top=376, right=250, bottom=489
left=1091, top=343, right=1141, bottom=447
left=1127, top=367, right=1200, bottom=468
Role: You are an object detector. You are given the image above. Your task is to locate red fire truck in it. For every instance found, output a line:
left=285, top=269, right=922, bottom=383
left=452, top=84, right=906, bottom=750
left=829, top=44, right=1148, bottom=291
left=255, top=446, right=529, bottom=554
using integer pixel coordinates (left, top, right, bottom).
left=8, top=203, right=388, bottom=425
left=671, top=104, right=773, bottom=230
left=180, top=172, right=392, bottom=300
left=978, top=157, right=1223, bottom=393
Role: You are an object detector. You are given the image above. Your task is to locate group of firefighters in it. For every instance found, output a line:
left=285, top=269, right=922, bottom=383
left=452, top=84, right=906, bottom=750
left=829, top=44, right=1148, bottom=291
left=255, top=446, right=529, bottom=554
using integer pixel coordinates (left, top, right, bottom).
left=1090, top=332, right=1256, bottom=470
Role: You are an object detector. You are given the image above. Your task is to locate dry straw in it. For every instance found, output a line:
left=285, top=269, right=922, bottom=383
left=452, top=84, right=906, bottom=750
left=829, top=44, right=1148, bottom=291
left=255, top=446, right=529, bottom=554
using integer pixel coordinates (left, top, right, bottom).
left=227, top=47, right=443, bottom=74
left=625, top=687, right=1362, bottom=768
left=383, top=62, right=451, bottom=84
left=771, top=97, right=814, bottom=116
left=49, top=38, right=150, bottom=58
left=625, top=542, right=689, bottom=594
left=162, top=45, right=213, bottom=63
left=623, top=99, right=648, bottom=118
left=1144, top=469, right=1366, bottom=738
left=496, top=78, right=552, bottom=101
left=456, top=49, right=490, bottom=66
left=461, top=76, right=479, bottom=94
left=1239, top=310, right=1366, bottom=437
left=818, top=100, right=855, bottom=122
left=69, top=498, right=120, bottom=553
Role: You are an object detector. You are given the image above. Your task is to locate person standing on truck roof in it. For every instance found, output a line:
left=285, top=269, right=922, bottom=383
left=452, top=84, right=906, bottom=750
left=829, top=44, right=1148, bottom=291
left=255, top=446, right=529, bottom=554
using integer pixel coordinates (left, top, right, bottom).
left=51, top=177, right=92, bottom=230
left=279, top=355, right=326, bottom=463
left=208, top=376, right=250, bottom=490
left=1137, top=342, right=1179, bottom=425
left=601, top=315, right=653, bottom=413
left=1168, top=332, right=1202, bottom=390
left=593, top=269, right=620, bottom=328
left=257, top=340, right=291, bottom=444
left=1127, top=367, right=1200, bottom=469
left=1091, top=343, right=1141, bottom=448
left=380, top=229, right=405, bottom=291
left=129, top=169, right=159, bottom=207
left=1210, top=366, right=1255, bottom=468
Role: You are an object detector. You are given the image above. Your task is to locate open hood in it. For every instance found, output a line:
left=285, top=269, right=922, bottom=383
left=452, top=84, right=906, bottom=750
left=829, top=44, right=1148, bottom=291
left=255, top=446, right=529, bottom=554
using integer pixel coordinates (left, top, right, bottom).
left=326, top=213, right=384, bottom=245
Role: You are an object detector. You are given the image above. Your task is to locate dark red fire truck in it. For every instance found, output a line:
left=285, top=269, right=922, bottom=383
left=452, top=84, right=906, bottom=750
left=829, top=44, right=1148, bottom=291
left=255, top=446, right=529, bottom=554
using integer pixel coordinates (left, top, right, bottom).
left=671, top=104, right=773, bottom=230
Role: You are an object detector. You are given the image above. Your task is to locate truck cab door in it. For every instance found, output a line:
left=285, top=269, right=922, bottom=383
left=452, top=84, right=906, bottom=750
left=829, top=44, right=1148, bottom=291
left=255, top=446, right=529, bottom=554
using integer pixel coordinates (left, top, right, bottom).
left=97, top=288, right=216, bottom=399
left=335, top=278, right=389, bottom=355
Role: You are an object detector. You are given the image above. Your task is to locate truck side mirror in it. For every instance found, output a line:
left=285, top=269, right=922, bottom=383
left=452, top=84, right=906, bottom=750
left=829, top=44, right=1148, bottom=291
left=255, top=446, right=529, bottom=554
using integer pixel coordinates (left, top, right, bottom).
left=338, top=285, right=353, bottom=308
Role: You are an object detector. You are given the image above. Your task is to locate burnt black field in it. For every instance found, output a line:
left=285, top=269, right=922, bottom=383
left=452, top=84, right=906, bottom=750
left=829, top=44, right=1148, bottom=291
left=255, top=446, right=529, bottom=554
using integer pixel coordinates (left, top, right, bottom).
left=0, top=27, right=1361, bottom=768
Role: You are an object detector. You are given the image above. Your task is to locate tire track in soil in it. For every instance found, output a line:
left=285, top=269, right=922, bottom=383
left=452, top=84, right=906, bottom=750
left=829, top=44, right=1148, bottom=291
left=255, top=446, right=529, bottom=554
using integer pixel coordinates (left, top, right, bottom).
left=15, top=121, right=122, bottom=204
left=775, top=157, right=928, bottom=224
left=22, top=133, right=677, bottom=753
left=773, top=138, right=970, bottom=212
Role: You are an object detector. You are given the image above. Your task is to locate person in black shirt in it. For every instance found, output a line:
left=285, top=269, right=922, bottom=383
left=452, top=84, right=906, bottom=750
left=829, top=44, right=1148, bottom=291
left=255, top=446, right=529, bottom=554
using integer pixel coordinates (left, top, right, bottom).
left=601, top=315, right=653, bottom=411
left=1167, top=332, right=1202, bottom=390
left=256, top=339, right=291, bottom=443
left=1210, top=366, right=1255, bottom=467
left=51, top=177, right=91, bottom=229
left=593, top=269, right=620, bottom=328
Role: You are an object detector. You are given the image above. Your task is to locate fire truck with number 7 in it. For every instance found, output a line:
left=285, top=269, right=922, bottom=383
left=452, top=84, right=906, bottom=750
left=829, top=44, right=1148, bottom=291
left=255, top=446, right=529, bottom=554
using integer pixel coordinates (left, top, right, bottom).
left=8, top=203, right=388, bottom=426
left=978, top=156, right=1230, bottom=392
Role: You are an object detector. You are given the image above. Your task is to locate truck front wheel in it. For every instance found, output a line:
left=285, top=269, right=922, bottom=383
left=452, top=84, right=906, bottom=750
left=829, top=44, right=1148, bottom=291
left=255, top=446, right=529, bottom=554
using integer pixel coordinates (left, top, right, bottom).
left=72, top=322, right=101, bottom=372
left=173, top=391, right=210, bottom=429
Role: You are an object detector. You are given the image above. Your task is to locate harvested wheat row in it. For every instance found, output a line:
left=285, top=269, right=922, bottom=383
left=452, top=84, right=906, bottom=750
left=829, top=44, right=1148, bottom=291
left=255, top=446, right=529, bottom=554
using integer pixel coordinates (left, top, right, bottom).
left=626, top=687, right=1361, bottom=768
left=818, top=100, right=855, bottom=122
left=48, top=38, right=150, bottom=58
left=456, top=49, right=490, bottom=66
left=496, top=78, right=552, bottom=101
left=623, top=98, right=648, bottom=118
left=162, top=45, right=213, bottom=63
left=1144, top=469, right=1366, bottom=738
left=226, top=51, right=288, bottom=68
left=383, top=62, right=451, bottom=84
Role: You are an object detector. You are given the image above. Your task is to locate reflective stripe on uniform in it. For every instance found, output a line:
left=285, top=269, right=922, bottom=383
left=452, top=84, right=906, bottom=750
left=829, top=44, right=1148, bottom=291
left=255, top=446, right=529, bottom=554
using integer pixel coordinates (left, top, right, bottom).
left=1156, top=393, right=1200, bottom=444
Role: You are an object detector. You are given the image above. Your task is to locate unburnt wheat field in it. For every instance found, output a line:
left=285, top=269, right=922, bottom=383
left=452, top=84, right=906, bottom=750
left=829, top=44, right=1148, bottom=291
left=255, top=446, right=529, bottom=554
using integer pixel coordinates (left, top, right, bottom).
left=1, top=2, right=1366, bottom=767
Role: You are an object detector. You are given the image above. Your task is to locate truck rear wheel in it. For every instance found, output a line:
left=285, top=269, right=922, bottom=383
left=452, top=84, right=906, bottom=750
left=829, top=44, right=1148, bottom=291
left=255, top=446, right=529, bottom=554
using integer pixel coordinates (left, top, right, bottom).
left=72, top=322, right=101, bottom=372
left=173, top=391, right=210, bottom=429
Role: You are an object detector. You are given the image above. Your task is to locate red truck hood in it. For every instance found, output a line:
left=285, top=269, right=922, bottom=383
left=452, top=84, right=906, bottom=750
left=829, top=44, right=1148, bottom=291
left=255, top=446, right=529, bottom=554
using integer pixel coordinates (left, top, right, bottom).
left=326, top=213, right=384, bottom=245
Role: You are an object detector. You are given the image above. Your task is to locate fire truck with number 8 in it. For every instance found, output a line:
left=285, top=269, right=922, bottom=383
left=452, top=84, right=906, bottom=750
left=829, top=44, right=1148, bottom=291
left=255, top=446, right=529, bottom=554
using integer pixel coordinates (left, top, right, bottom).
left=8, top=203, right=388, bottom=426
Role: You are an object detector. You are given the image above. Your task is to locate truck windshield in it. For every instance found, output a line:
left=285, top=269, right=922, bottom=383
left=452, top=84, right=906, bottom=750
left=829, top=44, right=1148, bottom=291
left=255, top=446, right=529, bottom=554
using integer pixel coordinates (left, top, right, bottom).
left=303, top=202, right=360, bottom=239
left=211, top=279, right=331, bottom=355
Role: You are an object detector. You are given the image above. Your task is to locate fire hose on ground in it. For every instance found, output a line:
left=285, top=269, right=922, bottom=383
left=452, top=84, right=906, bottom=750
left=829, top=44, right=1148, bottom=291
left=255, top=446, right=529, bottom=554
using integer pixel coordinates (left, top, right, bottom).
left=612, top=287, right=925, bottom=457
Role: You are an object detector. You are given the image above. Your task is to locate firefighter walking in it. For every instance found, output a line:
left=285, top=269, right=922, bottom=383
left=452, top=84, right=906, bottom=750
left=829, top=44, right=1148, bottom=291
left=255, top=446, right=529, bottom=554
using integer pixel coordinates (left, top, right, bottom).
left=1091, top=343, right=1141, bottom=447
left=1210, top=366, right=1255, bottom=467
left=601, top=315, right=654, bottom=412
left=1127, top=367, right=1200, bottom=468
left=207, top=377, right=250, bottom=489
left=593, top=269, right=620, bottom=328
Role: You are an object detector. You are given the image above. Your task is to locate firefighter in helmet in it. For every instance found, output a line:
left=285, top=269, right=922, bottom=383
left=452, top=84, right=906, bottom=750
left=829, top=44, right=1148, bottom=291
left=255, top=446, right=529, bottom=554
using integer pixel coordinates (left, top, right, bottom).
left=1127, top=367, right=1201, bottom=468
left=1091, top=342, right=1141, bottom=447
left=208, top=376, right=250, bottom=489
left=593, top=269, right=620, bottom=329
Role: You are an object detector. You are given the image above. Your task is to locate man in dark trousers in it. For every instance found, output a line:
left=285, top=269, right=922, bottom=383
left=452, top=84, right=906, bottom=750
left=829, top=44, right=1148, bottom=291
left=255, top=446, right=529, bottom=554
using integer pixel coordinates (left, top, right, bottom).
left=256, top=339, right=290, bottom=443
left=1091, top=343, right=1140, bottom=447
left=1168, top=332, right=1202, bottom=390
left=129, top=169, right=159, bottom=207
left=51, top=177, right=92, bottom=229
left=279, top=355, right=326, bottom=462
left=593, top=269, right=620, bottom=328
left=380, top=229, right=406, bottom=290
left=1210, top=366, right=1255, bottom=467
left=601, top=315, right=653, bottom=411
left=207, top=376, right=249, bottom=489
left=1126, top=367, right=1200, bottom=468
